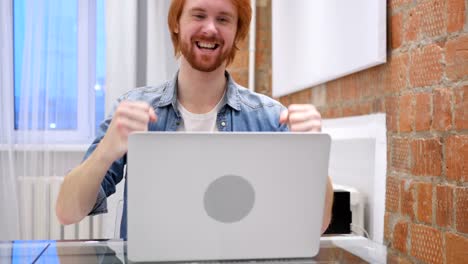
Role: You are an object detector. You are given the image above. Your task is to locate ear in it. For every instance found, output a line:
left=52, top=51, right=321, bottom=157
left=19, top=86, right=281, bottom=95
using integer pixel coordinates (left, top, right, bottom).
left=174, top=23, right=179, bottom=34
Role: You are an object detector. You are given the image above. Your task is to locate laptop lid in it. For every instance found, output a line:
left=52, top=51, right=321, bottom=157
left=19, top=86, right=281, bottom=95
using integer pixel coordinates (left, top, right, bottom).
left=127, top=132, right=331, bottom=262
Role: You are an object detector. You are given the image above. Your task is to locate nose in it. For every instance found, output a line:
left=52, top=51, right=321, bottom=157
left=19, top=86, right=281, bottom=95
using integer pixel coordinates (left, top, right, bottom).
left=201, top=18, right=217, bottom=36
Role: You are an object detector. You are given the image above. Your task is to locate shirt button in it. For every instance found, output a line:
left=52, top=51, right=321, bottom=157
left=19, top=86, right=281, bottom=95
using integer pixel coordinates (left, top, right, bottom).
left=221, top=121, right=226, bottom=127
left=176, top=121, right=180, bottom=126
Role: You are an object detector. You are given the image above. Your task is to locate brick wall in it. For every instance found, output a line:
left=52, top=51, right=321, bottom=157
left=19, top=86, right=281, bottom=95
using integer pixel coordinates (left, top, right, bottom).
left=228, top=0, right=468, bottom=263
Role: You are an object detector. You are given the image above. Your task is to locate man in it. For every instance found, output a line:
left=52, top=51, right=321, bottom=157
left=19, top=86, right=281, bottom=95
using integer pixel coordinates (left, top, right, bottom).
left=56, top=0, right=333, bottom=239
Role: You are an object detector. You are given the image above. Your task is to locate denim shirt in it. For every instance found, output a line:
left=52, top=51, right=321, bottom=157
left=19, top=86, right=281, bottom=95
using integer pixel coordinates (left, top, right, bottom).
left=84, top=71, right=288, bottom=239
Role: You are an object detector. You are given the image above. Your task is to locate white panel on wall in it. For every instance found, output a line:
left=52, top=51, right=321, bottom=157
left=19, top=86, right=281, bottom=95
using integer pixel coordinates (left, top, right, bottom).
left=272, top=0, right=386, bottom=97
left=322, top=113, right=387, bottom=243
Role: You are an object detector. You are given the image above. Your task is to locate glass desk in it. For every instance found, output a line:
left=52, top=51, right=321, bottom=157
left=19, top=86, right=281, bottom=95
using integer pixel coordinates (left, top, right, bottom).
left=0, top=235, right=388, bottom=263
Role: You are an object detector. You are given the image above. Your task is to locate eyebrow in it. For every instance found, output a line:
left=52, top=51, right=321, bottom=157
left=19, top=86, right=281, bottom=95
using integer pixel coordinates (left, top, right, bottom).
left=188, top=7, right=235, bottom=19
left=188, top=7, right=206, bottom=13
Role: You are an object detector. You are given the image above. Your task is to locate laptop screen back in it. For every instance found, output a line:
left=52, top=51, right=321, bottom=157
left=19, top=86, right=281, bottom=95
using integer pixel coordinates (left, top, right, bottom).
left=127, top=132, right=331, bottom=262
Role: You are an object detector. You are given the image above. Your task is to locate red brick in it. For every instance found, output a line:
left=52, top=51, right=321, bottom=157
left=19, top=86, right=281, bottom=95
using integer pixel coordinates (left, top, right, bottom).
left=229, top=48, right=249, bottom=69
left=386, top=252, right=399, bottom=264
left=341, top=250, right=367, bottom=263
left=389, top=0, right=412, bottom=9
left=409, top=44, right=443, bottom=88
left=411, top=138, right=442, bottom=176
left=390, top=13, right=403, bottom=49
left=310, top=85, right=326, bottom=107
left=446, top=135, right=468, bottom=182
left=446, top=35, right=468, bottom=81
left=341, top=74, right=359, bottom=102
left=399, top=94, right=414, bottom=132
left=313, top=248, right=339, bottom=262
left=410, top=224, right=443, bottom=264
left=359, top=101, right=373, bottom=115
left=391, top=137, right=410, bottom=173
left=359, top=67, right=383, bottom=99
left=256, top=29, right=269, bottom=51
left=384, top=212, right=392, bottom=242
left=436, top=185, right=453, bottom=227
left=405, top=0, right=447, bottom=41
left=419, top=0, right=446, bottom=38
left=386, top=176, right=400, bottom=213
left=447, top=0, right=466, bottom=33
left=342, top=104, right=359, bottom=117
left=384, top=53, right=409, bottom=92
left=326, top=81, right=341, bottom=105
left=387, top=252, right=413, bottom=264
left=393, top=221, right=408, bottom=253
left=455, top=187, right=468, bottom=233
left=255, top=49, right=269, bottom=69
left=399, top=257, right=413, bottom=264
left=432, top=88, right=452, bottom=131
left=320, top=107, right=341, bottom=119
left=387, top=136, right=392, bottom=172
left=416, top=182, right=433, bottom=224
left=405, top=8, right=420, bottom=42
left=228, top=70, right=249, bottom=88
left=278, top=95, right=290, bottom=107
left=373, top=98, right=385, bottom=113
left=401, top=179, right=416, bottom=219
left=386, top=96, right=399, bottom=132
left=236, top=33, right=249, bottom=49
left=255, top=69, right=271, bottom=96
left=454, top=86, right=468, bottom=129
left=446, top=232, right=468, bottom=264
left=289, top=89, right=312, bottom=104
left=415, top=92, right=432, bottom=131
left=256, top=3, right=270, bottom=29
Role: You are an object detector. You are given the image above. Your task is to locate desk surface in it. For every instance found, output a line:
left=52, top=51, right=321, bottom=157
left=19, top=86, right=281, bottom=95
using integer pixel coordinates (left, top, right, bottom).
left=0, top=236, right=388, bottom=263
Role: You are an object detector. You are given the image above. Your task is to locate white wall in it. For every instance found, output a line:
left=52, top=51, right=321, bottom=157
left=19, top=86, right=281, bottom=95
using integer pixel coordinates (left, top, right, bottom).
left=272, top=0, right=386, bottom=97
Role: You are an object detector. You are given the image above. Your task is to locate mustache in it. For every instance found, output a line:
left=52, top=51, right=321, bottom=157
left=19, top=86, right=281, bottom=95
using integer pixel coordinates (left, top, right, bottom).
left=192, top=35, right=224, bottom=45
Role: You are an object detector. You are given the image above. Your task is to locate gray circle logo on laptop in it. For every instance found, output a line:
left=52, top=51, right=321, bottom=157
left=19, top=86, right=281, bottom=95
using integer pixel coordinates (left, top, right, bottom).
left=203, top=175, right=255, bottom=223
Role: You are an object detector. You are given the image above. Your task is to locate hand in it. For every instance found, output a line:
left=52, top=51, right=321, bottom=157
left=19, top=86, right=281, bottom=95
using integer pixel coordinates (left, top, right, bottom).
left=279, top=104, right=321, bottom=132
left=99, top=101, right=157, bottom=162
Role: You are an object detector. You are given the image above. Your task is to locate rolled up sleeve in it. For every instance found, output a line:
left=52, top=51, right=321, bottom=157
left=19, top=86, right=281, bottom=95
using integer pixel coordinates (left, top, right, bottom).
left=84, top=107, right=126, bottom=216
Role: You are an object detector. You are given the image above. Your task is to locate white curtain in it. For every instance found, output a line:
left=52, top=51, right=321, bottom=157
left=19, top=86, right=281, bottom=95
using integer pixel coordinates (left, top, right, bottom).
left=0, top=0, right=176, bottom=240
left=0, top=0, right=95, bottom=240
left=98, top=0, right=177, bottom=237
left=105, top=0, right=177, bottom=115
left=0, top=0, right=20, bottom=241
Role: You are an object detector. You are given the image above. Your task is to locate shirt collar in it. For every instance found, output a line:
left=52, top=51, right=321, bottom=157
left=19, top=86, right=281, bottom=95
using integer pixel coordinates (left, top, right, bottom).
left=156, top=70, right=241, bottom=112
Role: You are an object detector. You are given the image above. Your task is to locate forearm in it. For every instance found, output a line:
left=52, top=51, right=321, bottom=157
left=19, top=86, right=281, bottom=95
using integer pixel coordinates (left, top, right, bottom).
left=55, top=101, right=155, bottom=225
left=55, top=145, right=114, bottom=225
left=321, top=176, right=333, bottom=234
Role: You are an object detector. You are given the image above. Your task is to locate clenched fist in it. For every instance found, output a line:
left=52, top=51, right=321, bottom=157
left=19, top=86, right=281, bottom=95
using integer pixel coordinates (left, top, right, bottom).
left=99, top=101, right=157, bottom=162
left=279, top=104, right=322, bottom=132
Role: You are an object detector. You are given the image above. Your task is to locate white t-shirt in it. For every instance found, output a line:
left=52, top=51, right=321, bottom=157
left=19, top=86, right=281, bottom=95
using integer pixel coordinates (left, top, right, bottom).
left=176, top=96, right=224, bottom=132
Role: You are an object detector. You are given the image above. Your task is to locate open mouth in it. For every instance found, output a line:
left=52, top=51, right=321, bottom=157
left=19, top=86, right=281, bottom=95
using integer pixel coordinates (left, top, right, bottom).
left=196, top=41, right=219, bottom=51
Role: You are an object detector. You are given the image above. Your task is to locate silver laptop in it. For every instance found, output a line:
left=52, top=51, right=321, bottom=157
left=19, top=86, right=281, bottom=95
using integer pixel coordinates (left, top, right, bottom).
left=127, top=132, right=331, bottom=262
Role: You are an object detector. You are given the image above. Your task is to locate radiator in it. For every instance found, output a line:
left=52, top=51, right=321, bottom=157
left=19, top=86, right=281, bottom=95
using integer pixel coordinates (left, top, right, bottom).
left=17, top=176, right=103, bottom=240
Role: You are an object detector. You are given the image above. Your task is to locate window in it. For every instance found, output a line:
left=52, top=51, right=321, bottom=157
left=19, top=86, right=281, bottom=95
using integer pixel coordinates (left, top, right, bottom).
left=95, top=0, right=105, bottom=134
left=1, top=0, right=105, bottom=144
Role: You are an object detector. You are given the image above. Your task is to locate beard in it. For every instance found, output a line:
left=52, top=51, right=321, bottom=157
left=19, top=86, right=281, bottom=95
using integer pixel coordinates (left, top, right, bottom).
left=180, top=35, right=232, bottom=72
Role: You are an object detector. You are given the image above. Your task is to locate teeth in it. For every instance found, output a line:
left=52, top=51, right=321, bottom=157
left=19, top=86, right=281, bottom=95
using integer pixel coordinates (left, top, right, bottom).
left=197, top=42, right=216, bottom=49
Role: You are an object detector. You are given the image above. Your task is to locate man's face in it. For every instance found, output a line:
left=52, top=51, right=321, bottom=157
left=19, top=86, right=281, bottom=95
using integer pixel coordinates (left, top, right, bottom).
left=177, top=0, right=238, bottom=72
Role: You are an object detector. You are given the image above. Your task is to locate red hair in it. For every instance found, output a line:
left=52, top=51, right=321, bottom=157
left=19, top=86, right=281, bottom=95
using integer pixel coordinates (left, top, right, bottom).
left=168, top=0, right=252, bottom=66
